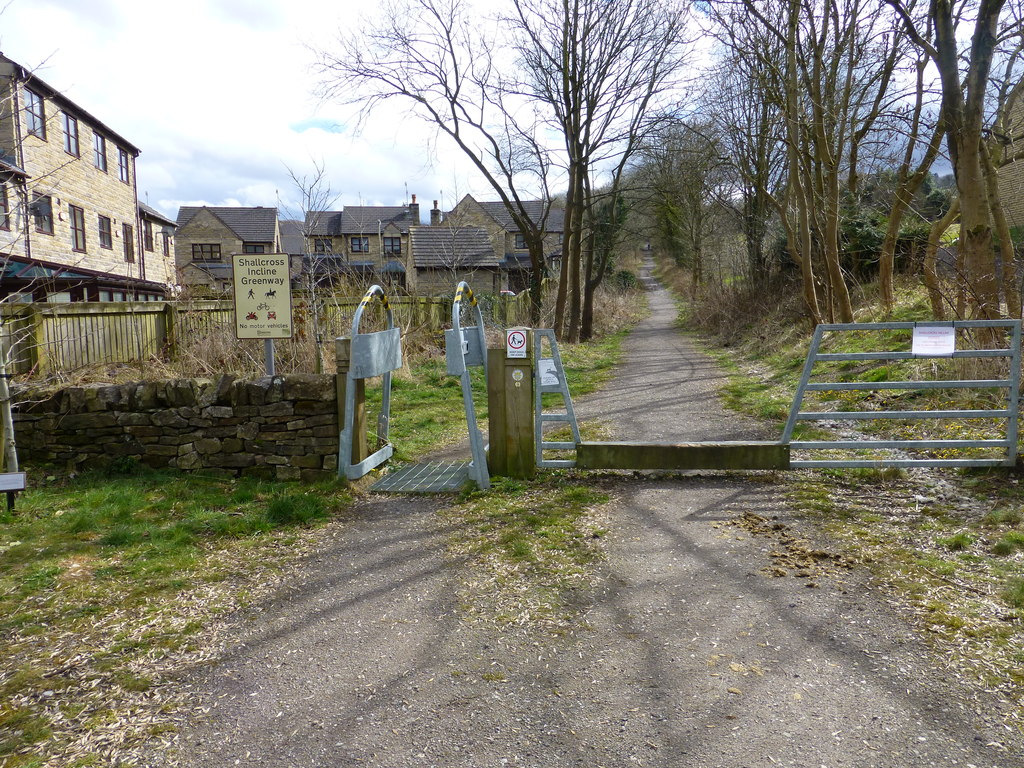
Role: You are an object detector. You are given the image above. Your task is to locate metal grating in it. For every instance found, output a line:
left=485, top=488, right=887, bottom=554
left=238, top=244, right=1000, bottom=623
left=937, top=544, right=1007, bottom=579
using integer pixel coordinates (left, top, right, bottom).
left=371, top=461, right=473, bottom=493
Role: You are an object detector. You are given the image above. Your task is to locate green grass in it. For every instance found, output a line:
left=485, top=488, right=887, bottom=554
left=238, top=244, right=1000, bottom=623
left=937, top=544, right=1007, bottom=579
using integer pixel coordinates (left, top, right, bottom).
left=0, top=466, right=351, bottom=760
left=443, top=475, right=610, bottom=628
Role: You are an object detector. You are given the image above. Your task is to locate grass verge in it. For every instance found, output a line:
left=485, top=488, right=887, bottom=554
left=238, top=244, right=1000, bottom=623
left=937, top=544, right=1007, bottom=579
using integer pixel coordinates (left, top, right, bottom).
left=440, top=474, right=611, bottom=632
left=0, top=465, right=350, bottom=766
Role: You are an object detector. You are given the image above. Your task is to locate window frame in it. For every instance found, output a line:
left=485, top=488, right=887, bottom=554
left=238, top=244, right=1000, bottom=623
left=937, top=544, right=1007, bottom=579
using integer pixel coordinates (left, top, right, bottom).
left=98, top=215, right=113, bottom=249
left=242, top=243, right=266, bottom=254
left=143, top=220, right=154, bottom=251
left=0, top=185, right=9, bottom=231
left=93, top=133, right=107, bottom=172
left=25, top=88, right=45, bottom=139
left=122, top=222, right=135, bottom=262
left=350, top=236, right=369, bottom=253
left=514, top=233, right=527, bottom=250
left=191, top=243, right=221, bottom=261
left=69, top=204, right=86, bottom=252
left=162, top=231, right=171, bottom=257
left=31, top=195, right=53, bottom=235
left=314, top=238, right=332, bottom=253
left=62, top=113, right=80, bottom=157
left=118, top=148, right=130, bottom=184
left=383, top=236, right=402, bottom=255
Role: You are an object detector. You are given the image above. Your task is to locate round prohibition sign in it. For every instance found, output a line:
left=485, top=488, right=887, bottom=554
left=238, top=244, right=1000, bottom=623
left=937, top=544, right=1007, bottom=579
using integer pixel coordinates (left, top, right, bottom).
left=507, top=330, right=527, bottom=351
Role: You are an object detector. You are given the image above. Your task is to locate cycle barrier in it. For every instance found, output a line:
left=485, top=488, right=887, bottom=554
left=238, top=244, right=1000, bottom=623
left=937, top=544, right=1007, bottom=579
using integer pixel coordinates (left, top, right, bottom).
left=337, top=285, right=400, bottom=480
left=370, top=282, right=493, bottom=492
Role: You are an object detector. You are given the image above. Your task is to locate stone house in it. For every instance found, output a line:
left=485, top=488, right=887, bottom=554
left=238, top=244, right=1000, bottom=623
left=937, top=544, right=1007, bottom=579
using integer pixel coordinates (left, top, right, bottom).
left=408, top=224, right=503, bottom=294
left=0, top=53, right=168, bottom=302
left=441, top=195, right=564, bottom=293
left=139, top=202, right=176, bottom=289
left=997, top=95, right=1024, bottom=234
left=174, top=206, right=287, bottom=294
left=304, top=196, right=420, bottom=289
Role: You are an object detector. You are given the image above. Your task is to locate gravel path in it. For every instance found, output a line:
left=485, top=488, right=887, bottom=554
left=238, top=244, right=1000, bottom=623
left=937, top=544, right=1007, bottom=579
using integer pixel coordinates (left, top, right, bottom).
left=152, top=264, right=1023, bottom=767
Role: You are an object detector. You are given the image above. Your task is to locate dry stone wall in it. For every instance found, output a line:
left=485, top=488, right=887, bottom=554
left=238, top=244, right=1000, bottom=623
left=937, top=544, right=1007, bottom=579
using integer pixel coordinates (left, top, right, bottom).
left=13, top=374, right=338, bottom=482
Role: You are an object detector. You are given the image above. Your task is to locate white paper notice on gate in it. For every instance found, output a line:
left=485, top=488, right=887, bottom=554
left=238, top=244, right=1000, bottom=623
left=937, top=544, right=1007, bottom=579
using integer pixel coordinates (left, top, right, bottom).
left=912, top=326, right=955, bottom=357
left=539, top=358, right=559, bottom=387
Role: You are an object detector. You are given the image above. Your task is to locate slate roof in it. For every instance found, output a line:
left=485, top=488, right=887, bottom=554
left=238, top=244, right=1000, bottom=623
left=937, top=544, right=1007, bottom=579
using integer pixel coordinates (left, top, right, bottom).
left=411, top=226, right=500, bottom=269
left=176, top=206, right=278, bottom=242
left=471, top=199, right=564, bottom=233
left=305, top=205, right=418, bottom=236
left=279, top=219, right=305, bottom=255
left=138, top=203, right=176, bottom=228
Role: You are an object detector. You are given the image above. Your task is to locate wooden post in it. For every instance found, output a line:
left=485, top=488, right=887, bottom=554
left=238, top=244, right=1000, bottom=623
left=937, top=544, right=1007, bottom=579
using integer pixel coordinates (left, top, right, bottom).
left=163, top=302, right=177, bottom=360
left=28, top=305, right=47, bottom=376
left=335, top=337, right=368, bottom=466
left=487, top=329, right=535, bottom=479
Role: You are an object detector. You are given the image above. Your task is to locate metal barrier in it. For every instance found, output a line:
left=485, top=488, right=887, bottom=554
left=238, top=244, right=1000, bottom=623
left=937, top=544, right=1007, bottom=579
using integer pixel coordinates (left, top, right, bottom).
left=782, top=320, right=1022, bottom=468
left=534, top=329, right=580, bottom=468
left=338, top=285, right=402, bottom=480
left=444, top=282, right=490, bottom=489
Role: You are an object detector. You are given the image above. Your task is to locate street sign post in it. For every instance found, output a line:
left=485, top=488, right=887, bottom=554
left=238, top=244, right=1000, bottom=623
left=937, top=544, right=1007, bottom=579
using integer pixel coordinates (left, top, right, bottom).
left=232, top=253, right=293, bottom=340
left=232, top=253, right=292, bottom=376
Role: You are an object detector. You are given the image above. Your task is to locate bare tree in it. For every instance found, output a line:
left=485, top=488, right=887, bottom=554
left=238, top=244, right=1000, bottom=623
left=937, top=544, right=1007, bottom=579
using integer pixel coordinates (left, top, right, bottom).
left=885, top=0, right=1023, bottom=323
left=313, top=0, right=556, bottom=325
left=508, top=0, right=691, bottom=340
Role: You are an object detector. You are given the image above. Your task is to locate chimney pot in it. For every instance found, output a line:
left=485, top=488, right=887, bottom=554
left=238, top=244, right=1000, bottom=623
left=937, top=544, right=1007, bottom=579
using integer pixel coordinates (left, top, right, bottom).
left=411, top=194, right=417, bottom=204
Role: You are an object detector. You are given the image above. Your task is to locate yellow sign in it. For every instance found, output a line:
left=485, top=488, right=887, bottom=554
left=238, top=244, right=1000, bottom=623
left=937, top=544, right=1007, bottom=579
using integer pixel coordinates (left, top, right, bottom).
left=232, top=253, right=293, bottom=339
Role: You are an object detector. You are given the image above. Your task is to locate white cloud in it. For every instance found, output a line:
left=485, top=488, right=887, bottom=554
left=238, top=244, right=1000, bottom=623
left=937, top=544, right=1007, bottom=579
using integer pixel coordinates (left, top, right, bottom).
left=0, top=0, right=490, bottom=220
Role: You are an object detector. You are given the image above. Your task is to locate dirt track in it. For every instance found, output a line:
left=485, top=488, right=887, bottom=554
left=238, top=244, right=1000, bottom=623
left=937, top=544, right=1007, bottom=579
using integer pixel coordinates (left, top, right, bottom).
left=151, top=262, right=1022, bottom=767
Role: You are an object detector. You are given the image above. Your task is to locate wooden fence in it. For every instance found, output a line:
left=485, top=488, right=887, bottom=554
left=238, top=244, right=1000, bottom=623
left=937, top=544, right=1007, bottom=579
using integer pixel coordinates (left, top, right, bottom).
left=0, top=290, right=536, bottom=376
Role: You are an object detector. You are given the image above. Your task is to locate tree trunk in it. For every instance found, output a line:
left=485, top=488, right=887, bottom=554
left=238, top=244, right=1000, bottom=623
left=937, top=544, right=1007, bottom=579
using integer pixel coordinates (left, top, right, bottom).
left=923, top=197, right=959, bottom=320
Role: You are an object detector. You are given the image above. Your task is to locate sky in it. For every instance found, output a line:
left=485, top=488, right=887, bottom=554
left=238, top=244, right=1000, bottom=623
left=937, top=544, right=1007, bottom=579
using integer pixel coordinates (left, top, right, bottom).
left=0, top=0, right=491, bottom=222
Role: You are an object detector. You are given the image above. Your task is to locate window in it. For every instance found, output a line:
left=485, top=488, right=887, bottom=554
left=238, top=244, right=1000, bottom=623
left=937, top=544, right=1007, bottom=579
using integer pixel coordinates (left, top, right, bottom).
left=144, top=220, right=154, bottom=251
left=242, top=243, right=265, bottom=254
left=25, top=89, right=45, bottom=138
left=93, top=133, right=107, bottom=171
left=69, top=204, right=86, bottom=251
left=118, top=148, right=130, bottom=183
left=98, top=215, right=112, bottom=248
left=123, top=223, right=134, bottom=262
left=514, top=233, right=527, bottom=250
left=162, top=231, right=171, bottom=257
left=0, top=185, right=8, bottom=230
left=62, top=113, right=79, bottom=156
left=383, top=236, right=401, bottom=255
left=314, top=238, right=332, bottom=253
left=191, top=243, right=221, bottom=261
left=31, top=195, right=53, bottom=234
left=350, top=236, right=369, bottom=253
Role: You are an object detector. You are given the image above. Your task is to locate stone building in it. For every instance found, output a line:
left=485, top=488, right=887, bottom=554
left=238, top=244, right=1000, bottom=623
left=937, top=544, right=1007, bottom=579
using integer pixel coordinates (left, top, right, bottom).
left=174, top=206, right=287, bottom=294
left=304, top=196, right=420, bottom=290
left=408, top=224, right=502, bottom=294
left=0, top=53, right=169, bottom=301
left=997, top=95, right=1024, bottom=233
left=441, top=195, right=564, bottom=293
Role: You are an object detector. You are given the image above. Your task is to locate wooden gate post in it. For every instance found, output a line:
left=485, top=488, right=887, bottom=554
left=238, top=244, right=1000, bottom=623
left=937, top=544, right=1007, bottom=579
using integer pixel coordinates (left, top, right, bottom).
left=487, top=328, right=535, bottom=479
left=335, top=337, right=368, bottom=466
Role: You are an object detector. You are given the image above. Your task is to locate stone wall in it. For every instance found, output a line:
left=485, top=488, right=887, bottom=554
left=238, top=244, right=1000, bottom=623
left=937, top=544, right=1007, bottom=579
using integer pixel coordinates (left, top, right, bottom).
left=12, top=374, right=339, bottom=482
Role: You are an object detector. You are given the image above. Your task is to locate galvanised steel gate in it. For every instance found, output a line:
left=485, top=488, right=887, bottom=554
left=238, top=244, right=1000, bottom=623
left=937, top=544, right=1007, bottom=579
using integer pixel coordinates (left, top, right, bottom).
left=782, top=320, right=1022, bottom=469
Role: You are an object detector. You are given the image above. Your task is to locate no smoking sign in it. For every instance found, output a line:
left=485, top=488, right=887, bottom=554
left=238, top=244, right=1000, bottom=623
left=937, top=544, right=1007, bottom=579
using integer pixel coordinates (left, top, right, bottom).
left=506, top=329, right=528, bottom=358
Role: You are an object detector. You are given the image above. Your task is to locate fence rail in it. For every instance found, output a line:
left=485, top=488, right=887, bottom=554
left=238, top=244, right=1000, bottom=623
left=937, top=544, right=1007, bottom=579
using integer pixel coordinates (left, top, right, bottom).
left=0, top=290, right=536, bottom=376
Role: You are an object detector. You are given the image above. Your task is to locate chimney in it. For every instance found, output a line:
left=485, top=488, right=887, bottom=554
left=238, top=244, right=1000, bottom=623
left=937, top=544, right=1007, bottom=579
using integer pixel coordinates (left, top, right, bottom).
left=431, top=200, right=441, bottom=227
left=409, top=193, right=420, bottom=225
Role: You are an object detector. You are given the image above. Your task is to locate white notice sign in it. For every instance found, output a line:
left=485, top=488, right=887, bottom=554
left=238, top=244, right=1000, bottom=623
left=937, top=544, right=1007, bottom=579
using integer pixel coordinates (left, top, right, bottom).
left=506, top=329, right=527, bottom=358
left=912, top=326, right=956, bottom=357
left=233, top=253, right=293, bottom=339
left=539, top=358, right=559, bottom=387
